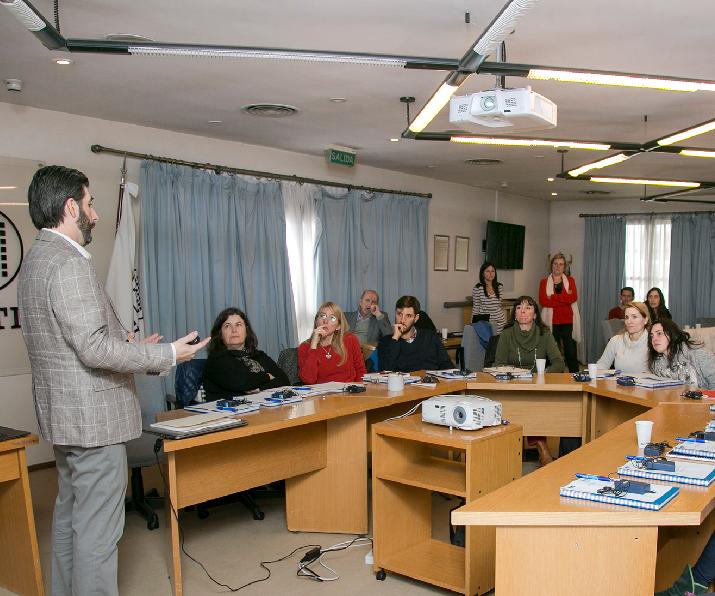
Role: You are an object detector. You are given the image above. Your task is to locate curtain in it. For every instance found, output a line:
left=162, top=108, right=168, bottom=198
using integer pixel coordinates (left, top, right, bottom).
left=282, top=181, right=320, bottom=341
left=669, top=213, right=715, bottom=326
left=624, top=215, right=671, bottom=304
left=314, top=188, right=428, bottom=319
left=582, top=216, right=626, bottom=363
left=140, top=161, right=297, bottom=360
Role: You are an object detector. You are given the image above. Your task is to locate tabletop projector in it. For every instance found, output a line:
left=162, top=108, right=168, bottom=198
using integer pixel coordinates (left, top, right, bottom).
left=449, top=87, right=556, bottom=129
left=421, top=395, right=502, bottom=431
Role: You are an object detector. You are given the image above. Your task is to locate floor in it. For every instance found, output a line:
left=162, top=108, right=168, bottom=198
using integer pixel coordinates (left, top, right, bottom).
left=2, top=458, right=539, bottom=596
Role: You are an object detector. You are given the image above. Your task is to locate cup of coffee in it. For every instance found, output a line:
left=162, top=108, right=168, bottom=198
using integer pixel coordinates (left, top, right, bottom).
left=635, top=420, right=654, bottom=448
left=535, top=358, right=546, bottom=374
left=387, top=373, right=404, bottom=392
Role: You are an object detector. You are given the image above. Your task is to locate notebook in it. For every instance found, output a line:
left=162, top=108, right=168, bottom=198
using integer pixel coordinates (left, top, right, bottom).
left=150, top=412, right=247, bottom=438
left=425, top=369, right=477, bottom=380
left=617, top=459, right=715, bottom=487
left=631, top=375, right=686, bottom=389
left=0, top=426, right=31, bottom=442
left=185, top=400, right=260, bottom=415
left=670, top=441, right=715, bottom=461
left=363, top=373, right=421, bottom=384
left=559, top=477, right=679, bottom=510
left=483, top=366, right=533, bottom=379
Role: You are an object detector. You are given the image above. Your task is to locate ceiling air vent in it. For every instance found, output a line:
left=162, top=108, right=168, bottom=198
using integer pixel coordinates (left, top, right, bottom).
left=465, top=158, right=502, bottom=166
left=241, top=104, right=300, bottom=118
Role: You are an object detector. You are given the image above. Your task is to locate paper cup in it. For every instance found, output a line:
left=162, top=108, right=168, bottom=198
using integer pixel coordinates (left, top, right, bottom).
left=535, top=358, right=546, bottom=374
left=696, top=323, right=702, bottom=329
left=588, top=363, right=598, bottom=379
left=387, top=373, right=404, bottom=392
left=441, top=328, right=449, bottom=340
left=635, top=420, right=653, bottom=448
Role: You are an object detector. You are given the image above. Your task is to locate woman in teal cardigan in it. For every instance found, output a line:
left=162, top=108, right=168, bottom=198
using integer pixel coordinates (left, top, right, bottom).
left=494, top=295, right=565, bottom=465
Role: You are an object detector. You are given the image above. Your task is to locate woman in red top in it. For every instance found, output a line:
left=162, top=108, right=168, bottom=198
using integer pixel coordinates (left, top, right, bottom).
left=538, top=253, right=581, bottom=373
left=298, top=301, right=366, bottom=384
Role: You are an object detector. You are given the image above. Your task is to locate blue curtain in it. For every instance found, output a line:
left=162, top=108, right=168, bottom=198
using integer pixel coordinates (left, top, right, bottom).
left=140, top=161, right=297, bottom=360
left=582, top=216, right=626, bottom=363
left=314, top=188, right=428, bottom=319
left=669, top=213, right=715, bottom=326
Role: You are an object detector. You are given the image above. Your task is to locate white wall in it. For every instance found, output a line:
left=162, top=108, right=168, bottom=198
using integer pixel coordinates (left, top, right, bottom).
left=0, top=102, right=549, bottom=463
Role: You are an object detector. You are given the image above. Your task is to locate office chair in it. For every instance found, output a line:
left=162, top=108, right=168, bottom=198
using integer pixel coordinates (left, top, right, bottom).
left=174, top=358, right=266, bottom=521
left=277, top=347, right=300, bottom=385
left=125, top=374, right=171, bottom=531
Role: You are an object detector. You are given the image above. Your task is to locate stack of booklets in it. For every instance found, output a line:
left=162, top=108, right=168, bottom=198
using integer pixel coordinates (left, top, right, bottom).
left=630, top=375, right=686, bottom=389
left=483, top=366, right=533, bottom=379
left=559, top=477, right=679, bottom=510
left=617, top=459, right=715, bottom=487
left=363, top=373, right=421, bottom=384
left=425, top=369, right=477, bottom=380
left=150, top=412, right=247, bottom=438
left=670, top=441, right=715, bottom=461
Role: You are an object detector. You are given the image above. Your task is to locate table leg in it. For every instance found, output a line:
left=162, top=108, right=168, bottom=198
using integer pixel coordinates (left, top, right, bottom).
left=166, top=452, right=183, bottom=596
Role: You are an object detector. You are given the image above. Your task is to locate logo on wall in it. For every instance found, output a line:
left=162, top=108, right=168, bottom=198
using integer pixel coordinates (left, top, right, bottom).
left=0, top=210, right=24, bottom=291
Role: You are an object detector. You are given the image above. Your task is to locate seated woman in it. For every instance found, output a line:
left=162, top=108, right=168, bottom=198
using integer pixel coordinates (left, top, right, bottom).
left=494, top=295, right=565, bottom=465
left=645, top=286, right=672, bottom=322
left=596, top=301, right=650, bottom=374
left=203, top=307, right=289, bottom=401
left=298, top=302, right=366, bottom=384
left=648, top=319, right=715, bottom=389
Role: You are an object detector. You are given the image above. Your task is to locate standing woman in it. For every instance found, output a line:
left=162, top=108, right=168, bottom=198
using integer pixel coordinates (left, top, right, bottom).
left=472, top=262, right=507, bottom=366
left=298, top=302, right=366, bottom=384
left=648, top=319, right=715, bottom=389
left=596, top=302, right=650, bottom=374
left=539, top=253, right=581, bottom=373
left=646, top=287, right=672, bottom=322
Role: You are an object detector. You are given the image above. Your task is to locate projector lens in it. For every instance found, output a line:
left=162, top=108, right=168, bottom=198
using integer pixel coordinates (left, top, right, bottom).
left=480, top=95, right=496, bottom=111
left=453, top=406, right=467, bottom=424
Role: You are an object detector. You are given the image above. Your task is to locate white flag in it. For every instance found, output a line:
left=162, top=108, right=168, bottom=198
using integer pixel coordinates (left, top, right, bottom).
left=105, top=182, right=145, bottom=337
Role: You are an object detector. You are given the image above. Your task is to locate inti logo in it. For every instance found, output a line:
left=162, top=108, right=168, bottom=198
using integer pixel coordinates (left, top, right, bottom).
left=0, top=210, right=23, bottom=291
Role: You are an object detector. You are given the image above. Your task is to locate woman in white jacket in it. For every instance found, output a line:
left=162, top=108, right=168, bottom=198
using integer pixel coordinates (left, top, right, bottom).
left=596, top=301, right=650, bottom=374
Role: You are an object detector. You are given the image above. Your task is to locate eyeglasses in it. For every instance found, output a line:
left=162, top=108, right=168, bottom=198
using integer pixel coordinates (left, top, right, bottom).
left=318, top=313, right=338, bottom=323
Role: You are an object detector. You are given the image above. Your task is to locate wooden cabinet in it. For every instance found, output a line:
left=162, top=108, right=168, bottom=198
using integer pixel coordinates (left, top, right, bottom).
left=372, top=415, right=522, bottom=595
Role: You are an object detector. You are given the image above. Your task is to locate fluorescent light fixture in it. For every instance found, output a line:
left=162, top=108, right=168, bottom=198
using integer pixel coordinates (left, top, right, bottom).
left=408, top=82, right=459, bottom=133
left=0, top=202, right=28, bottom=206
left=680, top=149, right=715, bottom=158
left=568, top=153, right=630, bottom=177
left=0, top=186, right=18, bottom=190
left=590, top=177, right=700, bottom=188
left=527, top=69, right=715, bottom=92
left=129, top=46, right=408, bottom=67
left=657, top=120, right=715, bottom=146
left=473, top=0, right=540, bottom=57
left=450, top=136, right=611, bottom=151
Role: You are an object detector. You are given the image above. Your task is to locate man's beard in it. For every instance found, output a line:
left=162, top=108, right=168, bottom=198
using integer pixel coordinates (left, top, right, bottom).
left=400, top=322, right=415, bottom=336
left=77, top=208, right=94, bottom=245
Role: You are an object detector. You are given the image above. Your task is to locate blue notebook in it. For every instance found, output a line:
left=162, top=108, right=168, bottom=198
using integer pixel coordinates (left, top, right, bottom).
left=670, top=441, right=715, bottom=461
left=617, top=459, right=715, bottom=487
left=560, top=477, right=679, bottom=511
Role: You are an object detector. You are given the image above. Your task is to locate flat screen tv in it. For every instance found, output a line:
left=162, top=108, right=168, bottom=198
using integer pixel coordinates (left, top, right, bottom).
left=485, top=220, right=525, bottom=269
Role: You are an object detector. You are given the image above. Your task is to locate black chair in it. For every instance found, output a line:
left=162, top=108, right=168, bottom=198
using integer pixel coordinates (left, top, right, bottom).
left=277, top=347, right=300, bottom=385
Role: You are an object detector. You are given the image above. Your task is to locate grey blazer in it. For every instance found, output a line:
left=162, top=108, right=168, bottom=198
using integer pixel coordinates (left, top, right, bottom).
left=18, top=230, right=174, bottom=448
left=344, top=310, right=393, bottom=344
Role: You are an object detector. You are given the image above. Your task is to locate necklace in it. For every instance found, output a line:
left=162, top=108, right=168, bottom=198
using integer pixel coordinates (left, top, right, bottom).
left=322, top=345, right=333, bottom=359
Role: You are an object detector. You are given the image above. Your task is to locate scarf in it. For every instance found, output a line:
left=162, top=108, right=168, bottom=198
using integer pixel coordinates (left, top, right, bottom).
left=540, top=274, right=582, bottom=343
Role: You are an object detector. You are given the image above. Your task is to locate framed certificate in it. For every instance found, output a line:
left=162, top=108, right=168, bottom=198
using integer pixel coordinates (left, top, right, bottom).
left=433, top=235, right=449, bottom=271
left=455, top=236, right=469, bottom=271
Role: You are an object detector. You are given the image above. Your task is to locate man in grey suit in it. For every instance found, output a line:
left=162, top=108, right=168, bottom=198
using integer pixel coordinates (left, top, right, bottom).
left=17, top=165, right=209, bottom=596
left=344, top=289, right=392, bottom=345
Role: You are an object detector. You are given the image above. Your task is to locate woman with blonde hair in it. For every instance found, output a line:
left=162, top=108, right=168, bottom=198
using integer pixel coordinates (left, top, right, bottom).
left=596, top=302, right=651, bottom=374
left=298, top=302, right=366, bottom=384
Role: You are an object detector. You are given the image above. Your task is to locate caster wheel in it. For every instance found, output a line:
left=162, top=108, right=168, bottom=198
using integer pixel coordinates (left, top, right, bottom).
left=147, top=516, right=159, bottom=531
left=376, top=569, right=386, bottom=581
left=253, top=511, right=265, bottom=520
left=197, top=509, right=209, bottom=520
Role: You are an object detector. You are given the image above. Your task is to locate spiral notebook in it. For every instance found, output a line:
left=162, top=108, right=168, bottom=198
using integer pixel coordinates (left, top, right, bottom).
left=670, top=441, right=715, bottom=461
left=617, top=459, right=715, bottom=487
left=559, top=477, right=679, bottom=510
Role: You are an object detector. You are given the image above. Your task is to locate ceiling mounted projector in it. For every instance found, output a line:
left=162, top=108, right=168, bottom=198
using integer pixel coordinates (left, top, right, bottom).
left=449, top=87, right=557, bottom=129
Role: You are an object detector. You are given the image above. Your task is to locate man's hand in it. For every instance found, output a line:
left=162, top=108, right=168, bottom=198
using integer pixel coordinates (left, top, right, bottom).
left=392, top=323, right=404, bottom=340
left=370, top=304, right=382, bottom=318
left=172, top=331, right=210, bottom=363
left=127, top=331, right=163, bottom=344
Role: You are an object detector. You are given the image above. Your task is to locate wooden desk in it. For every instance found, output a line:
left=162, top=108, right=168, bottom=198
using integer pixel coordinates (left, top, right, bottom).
left=160, top=379, right=466, bottom=596
left=0, top=434, right=43, bottom=596
left=466, top=373, right=588, bottom=442
left=452, top=403, right=715, bottom=595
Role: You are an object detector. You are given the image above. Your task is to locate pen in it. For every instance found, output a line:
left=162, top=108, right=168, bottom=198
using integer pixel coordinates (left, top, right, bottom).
left=292, top=387, right=312, bottom=391
left=626, top=455, right=647, bottom=461
left=676, top=437, right=706, bottom=443
left=575, top=473, right=612, bottom=482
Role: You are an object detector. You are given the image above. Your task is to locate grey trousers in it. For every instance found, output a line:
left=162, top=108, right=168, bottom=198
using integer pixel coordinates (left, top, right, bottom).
left=52, top=443, right=127, bottom=596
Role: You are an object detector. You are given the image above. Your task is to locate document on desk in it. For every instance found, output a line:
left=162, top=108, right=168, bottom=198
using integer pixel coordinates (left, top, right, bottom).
left=631, top=375, right=686, bottom=389
left=185, top=400, right=260, bottom=415
left=363, top=373, right=421, bottom=384
left=150, top=412, right=247, bottom=437
left=483, top=366, right=533, bottom=379
left=425, top=369, right=477, bottom=380
left=670, top=440, right=715, bottom=461
left=618, top=459, right=715, bottom=487
left=560, top=477, right=679, bottom=510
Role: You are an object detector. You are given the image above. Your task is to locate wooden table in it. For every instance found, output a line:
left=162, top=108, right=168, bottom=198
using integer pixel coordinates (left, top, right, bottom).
left=0, top=434, right=43, bottom=596
left=452, top=403, right=715, bottom=595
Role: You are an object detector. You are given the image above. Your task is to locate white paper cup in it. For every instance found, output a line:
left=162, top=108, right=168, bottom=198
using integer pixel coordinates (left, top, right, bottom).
left=684, top=325, right=691, bottom=330
left=635, top=420, right=654, bottom=448
left=387, top=373, right=404, bottom=392
left=441, top=328, right=449, bottom=340
left=535, top=358, right=546, bottom=374
left=696, top=323, right=702, bottom=329
left=588, top=363, right=598, bottom=379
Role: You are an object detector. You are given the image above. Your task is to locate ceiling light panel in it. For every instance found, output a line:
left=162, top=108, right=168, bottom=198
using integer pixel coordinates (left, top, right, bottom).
left=568, top=153, right=630, bottom=177
left=590, top=176, right=700, bottom=188
left=657, top=120, right=715, bottom=146
left=527, top=69, right=715, bottom=92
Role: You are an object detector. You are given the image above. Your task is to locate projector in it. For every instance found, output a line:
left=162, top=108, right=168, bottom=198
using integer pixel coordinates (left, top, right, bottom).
left=421, top=395, right=502, bottom=431
left=449, top=87, right=557, bottom=129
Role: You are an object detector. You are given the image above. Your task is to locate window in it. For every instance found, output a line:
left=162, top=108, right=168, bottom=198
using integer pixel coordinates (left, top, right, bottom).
left=624, top=216, right=671, bottom=304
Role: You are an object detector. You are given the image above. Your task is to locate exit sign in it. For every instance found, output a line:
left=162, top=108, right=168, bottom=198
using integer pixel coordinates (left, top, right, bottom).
left=326, top=145, right=357, bottom=168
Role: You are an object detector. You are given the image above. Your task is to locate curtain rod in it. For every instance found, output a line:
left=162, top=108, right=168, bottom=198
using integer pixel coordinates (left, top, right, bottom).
left=579, top=210, right=715, bottom=218
left=90, top=144, right=432, bottom=199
